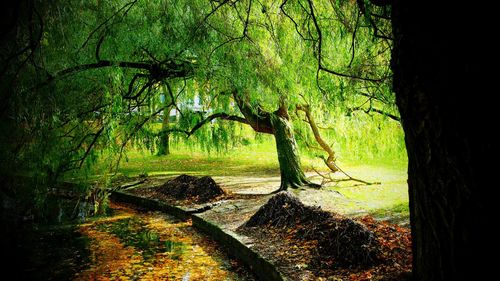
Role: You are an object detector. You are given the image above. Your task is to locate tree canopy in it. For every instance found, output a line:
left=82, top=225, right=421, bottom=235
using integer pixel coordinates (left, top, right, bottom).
left=1, top=0, right=401, bottom=215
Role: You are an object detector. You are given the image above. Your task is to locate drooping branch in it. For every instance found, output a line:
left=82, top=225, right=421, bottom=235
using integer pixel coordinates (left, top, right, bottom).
left=112, top=105, right=167, bottom=171
left=176, top=0, right=232, bottom=57
left=77, top=126, right=105, bottom=168
left=64, top=126, right=105, bottom=171
left=165, top=81, right=184, bottom=117
left=356, top=0, right=392, bottom=41
left=188, top=112, right=248, bottom=136
left=305, top=0, right=386, bottom=83
left=348, top=105, right=401, bottom=122
left=163, top=112, right=249, bottom=137
left=280, top=0, right=313, bottom=42
left=79, top=0, right=139, bottom=51
left=42, top=59, right=193, bottom=86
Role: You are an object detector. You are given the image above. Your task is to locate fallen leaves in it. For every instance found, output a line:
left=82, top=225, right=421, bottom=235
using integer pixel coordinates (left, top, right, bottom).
left=239, top=211, right=412, bottom=280
left=75, top=202, right=252, bottom=280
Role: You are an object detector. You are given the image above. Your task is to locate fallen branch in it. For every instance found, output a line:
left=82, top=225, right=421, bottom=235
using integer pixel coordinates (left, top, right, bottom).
left=311, top=166, right=381, bottom=186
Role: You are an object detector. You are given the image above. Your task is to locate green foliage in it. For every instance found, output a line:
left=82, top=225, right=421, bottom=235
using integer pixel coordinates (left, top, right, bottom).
left=1, top=0, right=402, bottom=218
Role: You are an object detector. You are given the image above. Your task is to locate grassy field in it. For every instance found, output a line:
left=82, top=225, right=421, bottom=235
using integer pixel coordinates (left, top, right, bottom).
left=107, top=139, right=409, bottom=223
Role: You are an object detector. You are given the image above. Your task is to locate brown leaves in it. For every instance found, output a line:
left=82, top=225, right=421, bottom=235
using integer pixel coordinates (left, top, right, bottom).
left=239, top=212, right=412, bottom=280
left=75, top=202, right=250, bottom=280
left=358, top=216, right=412, bottom=270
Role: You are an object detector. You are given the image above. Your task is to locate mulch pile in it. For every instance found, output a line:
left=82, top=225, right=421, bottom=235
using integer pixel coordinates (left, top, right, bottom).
left=241, top=191, right=380, bottom=267
left=156, top=174, right=225, bottom=204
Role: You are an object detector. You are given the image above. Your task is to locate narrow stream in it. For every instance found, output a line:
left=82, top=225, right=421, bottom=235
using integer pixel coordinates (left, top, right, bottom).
left=19, top=201, right=253, bottom=280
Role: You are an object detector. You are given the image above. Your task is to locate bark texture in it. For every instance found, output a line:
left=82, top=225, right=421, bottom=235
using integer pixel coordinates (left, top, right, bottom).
left=391, top=1, right=495, bottom=280
left=233, top=91, right=317, bottom=191
left=271, top=113, right=315, bottom=191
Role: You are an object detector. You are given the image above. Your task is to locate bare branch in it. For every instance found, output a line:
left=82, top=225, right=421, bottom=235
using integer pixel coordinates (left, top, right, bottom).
left=296, top=104, right=338, bottom=172
left=348, top=106, right=401, bottom=122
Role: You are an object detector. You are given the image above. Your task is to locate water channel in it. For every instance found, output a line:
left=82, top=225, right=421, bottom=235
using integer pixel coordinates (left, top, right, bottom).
left=18, top=201, right=254, bottom=280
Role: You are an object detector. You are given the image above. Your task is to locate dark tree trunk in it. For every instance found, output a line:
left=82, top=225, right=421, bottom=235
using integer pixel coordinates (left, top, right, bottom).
left=391, top=1, right=495, bottom=280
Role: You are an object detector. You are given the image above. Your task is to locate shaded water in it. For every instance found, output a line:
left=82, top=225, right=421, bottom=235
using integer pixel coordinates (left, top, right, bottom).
left=17, top=201, right=253, bottom=280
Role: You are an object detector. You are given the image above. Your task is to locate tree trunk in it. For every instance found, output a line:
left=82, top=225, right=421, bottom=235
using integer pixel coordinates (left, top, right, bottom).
left=233, top=91, right=318, bottom=192
left=391, top=1, right=495, bottom=280
left=157, top=106, right=171, bottom=156
left=271, top=113, right=316, bottom=191
left=158, top=131, right=170, bottom=155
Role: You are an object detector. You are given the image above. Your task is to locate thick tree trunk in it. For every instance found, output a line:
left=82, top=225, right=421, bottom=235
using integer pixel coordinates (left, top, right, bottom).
left=233, top=91, right=317, bottom=191
left=271, top=113, right=316, bottom=191
left=391, top=1, right=495, bottom=280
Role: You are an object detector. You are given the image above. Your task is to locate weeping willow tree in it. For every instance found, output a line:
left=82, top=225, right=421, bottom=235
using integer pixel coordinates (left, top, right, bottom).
left=1, top=0, right=396, bottom=217
left=0, top=0, right=199, bottom=221
left=183, top=0, right=395, bottom=190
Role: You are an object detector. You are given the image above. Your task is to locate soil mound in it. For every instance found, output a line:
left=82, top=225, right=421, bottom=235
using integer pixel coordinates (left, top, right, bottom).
left=242, top=192, right=380, bottom=267
left=158, top=174, right=224, bottom=203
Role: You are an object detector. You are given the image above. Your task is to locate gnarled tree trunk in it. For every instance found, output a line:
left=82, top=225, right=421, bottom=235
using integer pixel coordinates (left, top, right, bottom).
left=234, top=91, right=318, bottom=192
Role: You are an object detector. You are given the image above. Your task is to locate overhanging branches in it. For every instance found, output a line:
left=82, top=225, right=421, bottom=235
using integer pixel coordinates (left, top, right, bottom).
left=161, top=112, right=248, bottom=137
left=39, top=58, right=194, bottom=90
left=305, top=0, right=386, bottom=83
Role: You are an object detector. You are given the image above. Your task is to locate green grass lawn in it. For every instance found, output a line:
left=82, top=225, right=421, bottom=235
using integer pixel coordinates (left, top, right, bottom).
left=98, top=140, right=409, bottom=223
left=321, top=162, right=409, bottom=223
left=117, top=143, right=281, bottom=177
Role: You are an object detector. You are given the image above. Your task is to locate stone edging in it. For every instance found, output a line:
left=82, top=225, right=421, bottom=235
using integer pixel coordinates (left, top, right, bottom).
left=111, top=191, right=285, bottom=281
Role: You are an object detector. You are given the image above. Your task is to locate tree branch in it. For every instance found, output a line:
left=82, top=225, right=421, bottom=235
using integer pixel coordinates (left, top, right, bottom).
left=306, top=0, right=385, bottom=83
left=233, top=90, right=274, bottom=134
left=348, top=106, right=401, bottom=122
left=80, top=0, right=139, bottom=50
left=296, top=104, right=338, bottom=172
left=163, top=112, right=249, bottom=137
left=38, top=59, right=194, bottom=89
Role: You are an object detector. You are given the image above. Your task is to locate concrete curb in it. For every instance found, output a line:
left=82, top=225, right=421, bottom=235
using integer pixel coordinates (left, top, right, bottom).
left=111, top=191, right=285, bottom=281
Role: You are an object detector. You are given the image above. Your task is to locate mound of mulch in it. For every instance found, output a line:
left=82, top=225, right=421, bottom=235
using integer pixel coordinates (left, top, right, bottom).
left=240, top=192, right=380, bottom=268
left=156, top=174, right=225, bottom=203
